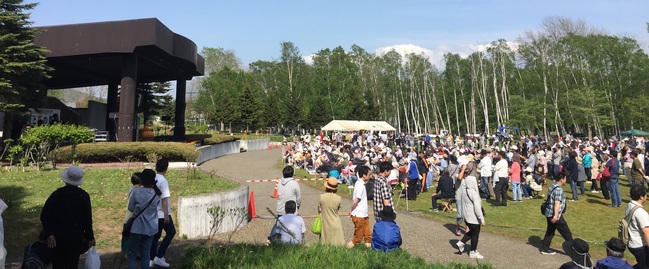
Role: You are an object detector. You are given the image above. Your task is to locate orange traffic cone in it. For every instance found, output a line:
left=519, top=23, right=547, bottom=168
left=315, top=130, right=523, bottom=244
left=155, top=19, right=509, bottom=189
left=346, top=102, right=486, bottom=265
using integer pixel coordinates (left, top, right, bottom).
left=274, top=144, right=279, bottom=149
left=271, top=177, right=279, bottom=198
left=248, top=191, right=257, bottom=219
left=268, top=144, right=272, bottom=150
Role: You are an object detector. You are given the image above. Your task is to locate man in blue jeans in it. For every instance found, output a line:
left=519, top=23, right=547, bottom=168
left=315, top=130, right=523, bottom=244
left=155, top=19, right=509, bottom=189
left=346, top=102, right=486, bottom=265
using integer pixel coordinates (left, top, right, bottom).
left=150, top=159, right=176, bottom=267
left=604, top=150, right=622, bottom=207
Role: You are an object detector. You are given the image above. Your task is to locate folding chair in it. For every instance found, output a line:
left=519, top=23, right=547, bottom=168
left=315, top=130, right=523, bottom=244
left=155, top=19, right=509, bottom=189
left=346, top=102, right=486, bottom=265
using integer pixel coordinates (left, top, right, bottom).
left=441, top=198, right=455, bottom=212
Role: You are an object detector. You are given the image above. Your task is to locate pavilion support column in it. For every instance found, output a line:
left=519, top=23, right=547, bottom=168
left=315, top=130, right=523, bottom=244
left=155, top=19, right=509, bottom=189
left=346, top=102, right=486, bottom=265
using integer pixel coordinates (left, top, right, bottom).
left=117, top=55, right=138, bottom=142
left=173, top=79, right=186, bottom=141
left=106, top=83, right=118, bottom=141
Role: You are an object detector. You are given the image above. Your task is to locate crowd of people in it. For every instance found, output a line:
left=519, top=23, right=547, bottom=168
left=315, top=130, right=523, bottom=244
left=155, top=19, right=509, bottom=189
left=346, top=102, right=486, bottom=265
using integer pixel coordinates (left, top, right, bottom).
left=269, top=165, right=402, bottom=252
left=22, top=129, right=649, bottom=268
left=278, top=130, right=649, bottom=266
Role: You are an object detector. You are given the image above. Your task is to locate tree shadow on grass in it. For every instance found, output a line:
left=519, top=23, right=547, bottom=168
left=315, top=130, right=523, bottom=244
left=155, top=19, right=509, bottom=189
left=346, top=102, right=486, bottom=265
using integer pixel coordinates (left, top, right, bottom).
left=96, top=238, right=208, bottom=269
left=1, top=185, right=44, bottom=263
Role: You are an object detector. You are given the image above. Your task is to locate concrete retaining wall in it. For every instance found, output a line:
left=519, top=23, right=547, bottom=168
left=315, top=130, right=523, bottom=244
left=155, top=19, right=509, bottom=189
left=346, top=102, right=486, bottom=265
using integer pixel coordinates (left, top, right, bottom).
left=196, top=138, right=270, bottom=165
left=178, top=138, right=270, bottom=239
left=240, top=138, right=271, bottom=151
left=177, top=186, right=249, bottom=238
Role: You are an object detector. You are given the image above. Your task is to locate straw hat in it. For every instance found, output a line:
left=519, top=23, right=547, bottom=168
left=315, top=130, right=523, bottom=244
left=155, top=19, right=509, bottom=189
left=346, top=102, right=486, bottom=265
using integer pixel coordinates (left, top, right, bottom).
left=325, top=177, right=338, bottom=191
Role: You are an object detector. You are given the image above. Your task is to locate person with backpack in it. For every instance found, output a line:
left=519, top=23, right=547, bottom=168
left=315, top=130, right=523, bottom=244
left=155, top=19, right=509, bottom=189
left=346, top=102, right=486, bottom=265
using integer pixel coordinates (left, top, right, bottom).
left=566, top=151, right=580, bottom=201
left=625, top=184, right=649, bottom=269
left=606, top=150, right=623, bottom=208
left=540, top=173, right=573, bottom=255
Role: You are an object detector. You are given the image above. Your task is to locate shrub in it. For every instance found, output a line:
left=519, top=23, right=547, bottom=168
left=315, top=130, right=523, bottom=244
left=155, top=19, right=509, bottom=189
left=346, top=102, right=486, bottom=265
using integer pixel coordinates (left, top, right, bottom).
left=203, top=134, right=239, bottom=145
left=54, top=142, right=200, bottom=163
left=20, top=124, right=94, bottom=169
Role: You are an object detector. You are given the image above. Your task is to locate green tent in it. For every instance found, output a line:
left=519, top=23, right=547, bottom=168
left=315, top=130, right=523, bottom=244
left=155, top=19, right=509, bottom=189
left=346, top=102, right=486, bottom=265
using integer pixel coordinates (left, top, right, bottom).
left=621, top=129, right=649, bottom=136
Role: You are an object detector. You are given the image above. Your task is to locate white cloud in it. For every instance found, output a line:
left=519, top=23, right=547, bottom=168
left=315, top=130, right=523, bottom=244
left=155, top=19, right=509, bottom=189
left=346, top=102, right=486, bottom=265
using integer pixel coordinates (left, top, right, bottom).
left=302, top=54, right=315, bottom=65
left=374, top=42, right=520, bottom=69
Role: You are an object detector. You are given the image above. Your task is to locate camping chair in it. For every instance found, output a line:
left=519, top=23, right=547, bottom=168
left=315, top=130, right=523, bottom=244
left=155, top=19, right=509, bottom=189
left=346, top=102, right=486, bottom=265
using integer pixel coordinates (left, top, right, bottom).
left=441, top=198, right=455, bottom=212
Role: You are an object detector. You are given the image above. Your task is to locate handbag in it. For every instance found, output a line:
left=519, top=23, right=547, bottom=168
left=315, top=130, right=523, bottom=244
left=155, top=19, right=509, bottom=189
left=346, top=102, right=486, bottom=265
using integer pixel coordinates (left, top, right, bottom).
left=602, top=159, right=615, bottom=179
left=122, top=193, right=156, bottom=236
left=311, top=214, right=322, bottom=235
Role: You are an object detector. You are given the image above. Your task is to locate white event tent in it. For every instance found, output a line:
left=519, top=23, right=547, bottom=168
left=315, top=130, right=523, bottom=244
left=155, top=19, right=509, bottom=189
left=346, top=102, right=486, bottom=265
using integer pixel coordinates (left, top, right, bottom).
left=321, top=120, right=396, bottom=132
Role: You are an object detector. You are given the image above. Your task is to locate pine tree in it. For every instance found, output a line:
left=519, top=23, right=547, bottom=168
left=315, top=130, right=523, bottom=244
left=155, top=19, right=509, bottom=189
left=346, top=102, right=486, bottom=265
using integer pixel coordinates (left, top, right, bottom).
left=136, top=81, right=173, bottom=124
left=0, top=0, right=50, bottom=139
left=238, top=80, right=262, bottom=130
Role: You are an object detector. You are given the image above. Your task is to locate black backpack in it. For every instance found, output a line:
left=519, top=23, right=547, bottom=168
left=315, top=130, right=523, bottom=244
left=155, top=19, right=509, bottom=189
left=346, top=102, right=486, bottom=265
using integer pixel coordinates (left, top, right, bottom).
left=562, top=158, right=572, bottom=176
left=22, top=243, right=45, bottom=269
left=366, top=178, right=375, bottom=201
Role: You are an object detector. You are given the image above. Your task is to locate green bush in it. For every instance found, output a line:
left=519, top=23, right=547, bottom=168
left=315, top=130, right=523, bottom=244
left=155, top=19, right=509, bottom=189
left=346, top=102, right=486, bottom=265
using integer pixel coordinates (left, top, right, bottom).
left=20, top=124, right=94, bottom=169
left=203, top=134, right=239, bottom=145
left=182, top=243, right=494, bottom=269
left=54, top=142, right=200, bottom=163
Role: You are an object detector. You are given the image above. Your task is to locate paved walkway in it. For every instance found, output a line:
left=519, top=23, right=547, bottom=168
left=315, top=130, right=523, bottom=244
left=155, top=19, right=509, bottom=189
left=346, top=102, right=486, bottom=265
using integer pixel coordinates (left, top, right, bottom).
left=200, top=149, right=570, bottom=269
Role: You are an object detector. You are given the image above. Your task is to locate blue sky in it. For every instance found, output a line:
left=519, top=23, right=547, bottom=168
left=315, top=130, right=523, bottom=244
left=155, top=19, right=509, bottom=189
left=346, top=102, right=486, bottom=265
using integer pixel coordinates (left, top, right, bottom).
left=31, top=0, right=648, bottom=68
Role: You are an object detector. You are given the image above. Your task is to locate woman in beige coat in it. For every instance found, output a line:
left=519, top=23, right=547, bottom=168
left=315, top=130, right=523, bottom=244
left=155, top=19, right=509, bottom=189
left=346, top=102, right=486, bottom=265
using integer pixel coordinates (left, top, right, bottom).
left=318, top=177, right=345, bottom=245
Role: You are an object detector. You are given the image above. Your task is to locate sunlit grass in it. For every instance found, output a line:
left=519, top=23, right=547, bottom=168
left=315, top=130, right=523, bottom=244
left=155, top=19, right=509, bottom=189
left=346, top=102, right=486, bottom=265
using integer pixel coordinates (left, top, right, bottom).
left=182, top=243, right=495, bottom=269
left=0, top=167, right=238, bottom=260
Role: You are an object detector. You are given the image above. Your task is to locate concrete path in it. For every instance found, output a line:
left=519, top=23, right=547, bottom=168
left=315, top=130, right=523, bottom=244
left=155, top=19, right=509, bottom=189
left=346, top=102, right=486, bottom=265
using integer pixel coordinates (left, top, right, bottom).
left=200, top=149, right=570, bottom=269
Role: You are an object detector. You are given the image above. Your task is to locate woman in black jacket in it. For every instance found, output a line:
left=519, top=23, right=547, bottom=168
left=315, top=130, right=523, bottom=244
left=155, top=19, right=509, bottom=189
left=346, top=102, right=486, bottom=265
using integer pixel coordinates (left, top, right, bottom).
left=567, top=151, right=580, bottom=201
left=40, top=166, right=95, bottom=269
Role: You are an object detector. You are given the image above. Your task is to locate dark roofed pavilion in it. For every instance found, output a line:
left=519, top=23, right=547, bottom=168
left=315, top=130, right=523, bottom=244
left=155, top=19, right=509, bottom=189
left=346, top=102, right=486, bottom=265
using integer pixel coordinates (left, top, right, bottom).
left=34, top=18, right=204, bottom=141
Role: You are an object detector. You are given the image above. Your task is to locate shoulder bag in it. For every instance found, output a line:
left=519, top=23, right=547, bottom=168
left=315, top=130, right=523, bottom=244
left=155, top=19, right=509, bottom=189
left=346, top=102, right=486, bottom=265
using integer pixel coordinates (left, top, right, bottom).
left=122, top=193, right=157, bottom=236
left=540, top=186, right=567, bottom=216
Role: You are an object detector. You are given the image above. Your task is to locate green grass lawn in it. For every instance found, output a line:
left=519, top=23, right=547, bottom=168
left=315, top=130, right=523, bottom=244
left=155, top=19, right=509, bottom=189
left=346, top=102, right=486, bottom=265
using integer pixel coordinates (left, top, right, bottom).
left=294, top=165, right=635, bottom=261
left=182, top=243, right=494, bottom=269
left=0, top=167, right=238, bottom=261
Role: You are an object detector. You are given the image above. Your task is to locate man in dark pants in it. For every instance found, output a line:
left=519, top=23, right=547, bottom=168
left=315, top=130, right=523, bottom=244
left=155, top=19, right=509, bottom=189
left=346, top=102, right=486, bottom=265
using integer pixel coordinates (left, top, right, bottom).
left=493, top=151, right=509, bottom=206
left=430, top=169, right=454, bottom=211
left=407, top=158, right=420, bottom=200
left=541, top=174, right=573, bottom=255
left=150, top=159, right=176, bottom=267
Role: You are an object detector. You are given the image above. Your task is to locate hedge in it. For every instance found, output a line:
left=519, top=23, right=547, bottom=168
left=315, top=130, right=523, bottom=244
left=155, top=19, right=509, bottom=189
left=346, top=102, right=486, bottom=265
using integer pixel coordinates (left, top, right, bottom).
left=55, top=142, right=200, bottom=163
left=203, top=134, right=239, bottom=145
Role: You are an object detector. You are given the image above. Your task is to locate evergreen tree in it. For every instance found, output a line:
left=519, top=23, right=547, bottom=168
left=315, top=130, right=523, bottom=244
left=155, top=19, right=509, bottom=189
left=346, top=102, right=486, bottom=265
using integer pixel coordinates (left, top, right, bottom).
left=136, top=81, right=173, bottom=124
left=238, top=80, right=262, bottom=130
left=0, top=0, right=51, bottom=139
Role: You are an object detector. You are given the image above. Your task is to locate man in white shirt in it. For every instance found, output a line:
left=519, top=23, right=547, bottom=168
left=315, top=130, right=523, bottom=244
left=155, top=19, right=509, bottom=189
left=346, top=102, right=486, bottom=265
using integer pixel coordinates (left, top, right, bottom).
left=348, top=165, right=372, bottom=248
left=627, top=184, right=649, bottom=268
left=477, top=149, right=493, bottom=200
left=150, top=159, right=175, bottom=268
left=276, top=201, right=305, bottom=244
left=493, top=151, right=509, bottom=206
